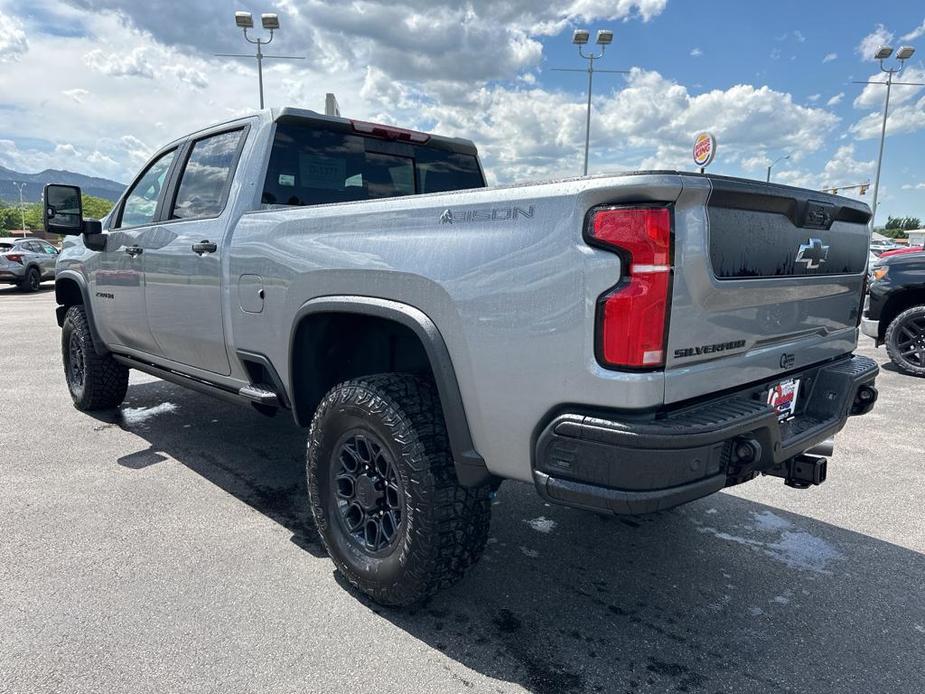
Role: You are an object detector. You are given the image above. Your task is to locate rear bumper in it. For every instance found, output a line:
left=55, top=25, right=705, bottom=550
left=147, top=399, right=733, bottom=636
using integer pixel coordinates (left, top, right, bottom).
left=533, top=354, right=879, bottom=515
left=0, top=269, right=23, bottom=283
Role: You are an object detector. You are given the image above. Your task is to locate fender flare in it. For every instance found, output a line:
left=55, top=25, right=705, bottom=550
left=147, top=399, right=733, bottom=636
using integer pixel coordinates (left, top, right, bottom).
left=55, top=271, right=108, bottom=356
left=289, top=296, right=491, bottom=487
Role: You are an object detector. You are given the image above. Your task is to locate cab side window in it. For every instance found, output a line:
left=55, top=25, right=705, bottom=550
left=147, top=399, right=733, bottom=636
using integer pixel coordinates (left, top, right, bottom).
left=118, top=148, right=177, bottom=229
left=171, top=129, right=245, bottom=220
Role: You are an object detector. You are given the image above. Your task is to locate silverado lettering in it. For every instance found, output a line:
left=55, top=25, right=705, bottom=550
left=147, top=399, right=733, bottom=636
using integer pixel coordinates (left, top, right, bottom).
left=673, top=340, right=747, bottom=359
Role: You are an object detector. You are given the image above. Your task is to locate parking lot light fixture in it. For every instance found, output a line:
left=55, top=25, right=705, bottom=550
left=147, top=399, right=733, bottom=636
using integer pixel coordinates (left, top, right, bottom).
left=554, top=28, right=629, bottom=176
left=216, top=11, right=305, bottom=109
left=851, top=43, right=924, bottom=227
left=766, top=153, right=790, bottom=183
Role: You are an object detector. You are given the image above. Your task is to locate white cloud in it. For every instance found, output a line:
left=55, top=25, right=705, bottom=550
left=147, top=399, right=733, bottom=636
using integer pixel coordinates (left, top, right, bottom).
left=807, top=94, right=821, bottom=102
left=690, top=48, right=703, bottom=57
left=823, top=52, right=838, bottom=63
left=0, top=10, right=28, bottom=62
left=901, top=18, right=925, bottom=42
left=793, top=30, right=806, bottom=43
left=821, top=144, right=875, bottom=184
left=901, top=182, right=925, bottom=190
left=853, top=66, right=925, bottom=110
left=67, top=0, right=668, bottom=84
left=381, top=69, right=841, bottom=181
left=827, top=92, right=844, bottom=106
left=851, top=95, right=925, bottom=140
left=84, top=47, right=155, bottom=79
left=857, top=24, right=894, bottom=61
left=850, top=67, right=925, bottom=140
left=62, top=88, right=90, bottom=103
left=54, top=143, right=79, bottom=158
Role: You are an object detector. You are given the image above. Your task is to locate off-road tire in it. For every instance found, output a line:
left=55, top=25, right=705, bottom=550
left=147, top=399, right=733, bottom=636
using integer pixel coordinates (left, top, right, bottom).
left=885, top=305, right=925, bottom=378
left=307, top=374, right=492, bottom=606
left=61, top=305, right=130, bottom=410
left=19, top=267, right=41, bottom=292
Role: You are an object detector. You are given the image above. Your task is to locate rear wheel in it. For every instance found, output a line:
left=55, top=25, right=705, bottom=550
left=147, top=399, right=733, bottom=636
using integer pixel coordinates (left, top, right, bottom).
left=18, top=267, right=40, bottom=292
left=307, top=374, right=492, bottom=606
left=61, top=305, right=130, bottom=410
left=885, top=305, right=925, bottom=377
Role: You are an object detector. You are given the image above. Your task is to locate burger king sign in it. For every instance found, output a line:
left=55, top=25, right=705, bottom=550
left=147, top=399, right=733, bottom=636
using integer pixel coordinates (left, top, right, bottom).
left=692, top=132, right=716, bottom=170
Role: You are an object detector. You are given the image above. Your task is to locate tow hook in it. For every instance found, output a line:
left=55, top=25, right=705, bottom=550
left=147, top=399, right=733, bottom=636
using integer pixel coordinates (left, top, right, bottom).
left=784, top=454, right=827, bottom=489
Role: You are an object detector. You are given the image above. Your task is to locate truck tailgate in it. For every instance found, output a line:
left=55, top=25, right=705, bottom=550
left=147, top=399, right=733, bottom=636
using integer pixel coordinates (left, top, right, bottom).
left=665, top=176, right=871, bottom=404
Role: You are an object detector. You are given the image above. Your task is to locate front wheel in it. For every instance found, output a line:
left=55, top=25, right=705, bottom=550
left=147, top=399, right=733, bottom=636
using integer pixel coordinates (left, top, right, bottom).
left=307, top=374, right=492, bottom=606
left=61, top=305, right=130, bottom=410
left=885, top=305, right=925, bottom=377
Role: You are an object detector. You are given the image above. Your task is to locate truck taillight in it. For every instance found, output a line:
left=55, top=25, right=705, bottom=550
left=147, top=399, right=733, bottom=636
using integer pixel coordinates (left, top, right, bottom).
left=5, top=254, right=23, bottom=264
left=587, top=206, right=673, bottom=370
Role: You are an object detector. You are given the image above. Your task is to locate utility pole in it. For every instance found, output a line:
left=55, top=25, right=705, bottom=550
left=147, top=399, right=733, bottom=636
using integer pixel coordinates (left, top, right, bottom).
left=552, top=29, right=628, bottom=176
left=14, top=182, right=26, bottom=231
left=852, top=45, right=921, bottom=227
left=217, top=12, right=305, bottom=109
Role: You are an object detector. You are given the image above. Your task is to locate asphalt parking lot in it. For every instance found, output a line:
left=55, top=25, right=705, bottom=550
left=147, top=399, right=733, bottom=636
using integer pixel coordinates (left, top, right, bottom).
left=1, top=286, right=923, bottom=694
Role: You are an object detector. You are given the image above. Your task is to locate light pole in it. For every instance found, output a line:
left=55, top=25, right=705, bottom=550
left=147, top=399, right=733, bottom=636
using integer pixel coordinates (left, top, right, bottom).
left=766, top=153, right=790, bottom=182
left=852, top=45, right=922, bottom=227
left=13, top=182, right=26, bottom=232
left=552, top=29, right=628, bottom=176
left=216, top=12, right=305, bottom=109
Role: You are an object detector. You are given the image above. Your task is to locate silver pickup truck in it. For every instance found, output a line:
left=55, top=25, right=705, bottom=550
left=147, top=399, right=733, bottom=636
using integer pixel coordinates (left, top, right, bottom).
left=44, top=107, right=878, bottom=606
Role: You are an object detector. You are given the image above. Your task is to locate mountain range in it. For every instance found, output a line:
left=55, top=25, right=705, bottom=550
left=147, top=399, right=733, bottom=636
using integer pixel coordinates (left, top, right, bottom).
left=0, top=165, right=125, bottom=203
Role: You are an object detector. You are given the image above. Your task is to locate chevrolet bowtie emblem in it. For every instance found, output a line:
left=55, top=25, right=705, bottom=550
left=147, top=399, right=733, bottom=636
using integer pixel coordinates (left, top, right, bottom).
left=795, top=237, right=829, bottom=270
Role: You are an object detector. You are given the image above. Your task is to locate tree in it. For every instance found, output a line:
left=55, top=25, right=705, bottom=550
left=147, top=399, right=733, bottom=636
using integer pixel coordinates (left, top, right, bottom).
left=0, top=194, right=114, bottom=232
left=886, top=216, right=922, bottom=231
left=82, top=194, right=115, bottom=220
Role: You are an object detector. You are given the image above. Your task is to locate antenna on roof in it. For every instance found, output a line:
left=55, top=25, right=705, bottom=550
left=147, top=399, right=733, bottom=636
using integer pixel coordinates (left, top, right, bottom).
left=325, top=93, right=341, bottom=117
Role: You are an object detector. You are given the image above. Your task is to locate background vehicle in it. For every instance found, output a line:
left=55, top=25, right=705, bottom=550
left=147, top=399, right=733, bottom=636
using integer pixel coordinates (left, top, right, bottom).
left=879, top=245, right=923, bottom=259
left=0, top=237, right=58, bottom=291
left=870, top=239, right=902, bottom=256
left=863, top=252, right=925, bottom=376
left=45, top=107, right=878, bottom=606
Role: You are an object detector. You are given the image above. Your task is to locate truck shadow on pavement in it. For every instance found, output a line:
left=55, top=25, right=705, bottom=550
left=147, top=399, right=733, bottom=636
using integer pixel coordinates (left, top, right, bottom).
left=100, top=377, right=925, bottom=694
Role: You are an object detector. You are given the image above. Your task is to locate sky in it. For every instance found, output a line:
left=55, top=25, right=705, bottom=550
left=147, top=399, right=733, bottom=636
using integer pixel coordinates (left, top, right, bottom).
left=0, top=0, right=924, bottom=224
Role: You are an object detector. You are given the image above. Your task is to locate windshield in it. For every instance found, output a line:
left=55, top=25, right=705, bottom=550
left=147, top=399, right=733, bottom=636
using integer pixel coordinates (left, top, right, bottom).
left=261, top=121, right=484, bottom=208
left=0, top=243, right=14, bottom=252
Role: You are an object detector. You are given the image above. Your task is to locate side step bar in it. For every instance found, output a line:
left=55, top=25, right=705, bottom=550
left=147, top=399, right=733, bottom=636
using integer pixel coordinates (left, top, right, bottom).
left=238, top=384, right=280, bottom=407
left=113, top=354, right=282, bottom=409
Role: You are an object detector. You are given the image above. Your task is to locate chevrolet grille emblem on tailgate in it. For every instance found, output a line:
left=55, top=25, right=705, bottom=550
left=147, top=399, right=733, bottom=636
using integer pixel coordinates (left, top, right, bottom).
left=796, top=238, right=829, bottom=270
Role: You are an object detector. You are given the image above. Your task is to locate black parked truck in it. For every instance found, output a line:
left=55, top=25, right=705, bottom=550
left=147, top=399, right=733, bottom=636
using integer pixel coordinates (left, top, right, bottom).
left=863, top=251, right=925, bottom=376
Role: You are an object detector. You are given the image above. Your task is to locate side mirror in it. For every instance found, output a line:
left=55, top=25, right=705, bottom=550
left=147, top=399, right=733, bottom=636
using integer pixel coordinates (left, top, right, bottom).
left=43, top=184, right=101, bottom=236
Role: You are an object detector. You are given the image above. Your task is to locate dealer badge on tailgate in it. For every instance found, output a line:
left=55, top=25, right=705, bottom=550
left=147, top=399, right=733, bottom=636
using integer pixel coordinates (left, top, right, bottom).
left=768, top=378, right=800, bottom=421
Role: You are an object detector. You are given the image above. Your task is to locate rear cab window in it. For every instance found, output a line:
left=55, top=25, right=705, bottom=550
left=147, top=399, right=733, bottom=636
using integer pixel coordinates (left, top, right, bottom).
left=171, top=128, right=246, bottom=220
left=261, top=118, right=484, bottom=208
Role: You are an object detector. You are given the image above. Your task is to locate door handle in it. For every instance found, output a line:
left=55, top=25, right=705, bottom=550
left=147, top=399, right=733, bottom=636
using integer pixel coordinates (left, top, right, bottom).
left=125, top=246, right=143, bottom=257
left=192, top=240, right=217, bottom=255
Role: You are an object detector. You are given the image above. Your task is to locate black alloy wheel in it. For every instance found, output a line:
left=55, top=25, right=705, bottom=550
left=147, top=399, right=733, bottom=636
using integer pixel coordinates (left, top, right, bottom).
left=331, top=431, right=404, bottom=554
left=885, top=305, right=925, bottom=377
